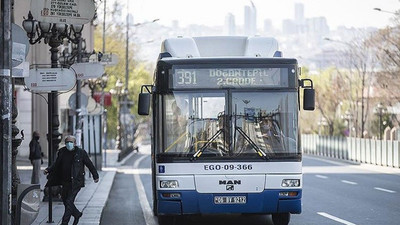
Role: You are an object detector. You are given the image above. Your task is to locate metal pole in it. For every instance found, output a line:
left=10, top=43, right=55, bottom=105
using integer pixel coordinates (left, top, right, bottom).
left=103, top=0, right=106, bottom=54
left=0, top=0, right=13, bottom=223
left=379, top=111, right=382, bottom=140
left=75, top=32, right=83, bottom=147
left=102, top=0, right=107, bottom=167
left=47, top=92, right=53, bottom=223
left=47, top=25, right=62, bottom=223
left=124, top=3, right=130, bottom=152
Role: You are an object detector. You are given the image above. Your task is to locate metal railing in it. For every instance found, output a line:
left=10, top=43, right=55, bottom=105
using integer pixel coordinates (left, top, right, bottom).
left=16, top=184, right=41, bottom=225
left=301, top=134, right=400, bottom=168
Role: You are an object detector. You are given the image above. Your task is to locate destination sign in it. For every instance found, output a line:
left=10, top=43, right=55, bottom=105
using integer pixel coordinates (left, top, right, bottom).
left=172, top=68, right=289, bottom=89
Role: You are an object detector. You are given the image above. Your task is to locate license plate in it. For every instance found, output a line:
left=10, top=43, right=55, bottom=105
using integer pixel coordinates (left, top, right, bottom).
left=214, top=196, right=246, bottom=204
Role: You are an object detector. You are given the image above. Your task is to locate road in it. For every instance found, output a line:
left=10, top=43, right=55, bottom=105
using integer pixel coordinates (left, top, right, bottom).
left=101, top=144, right=400, bottom=225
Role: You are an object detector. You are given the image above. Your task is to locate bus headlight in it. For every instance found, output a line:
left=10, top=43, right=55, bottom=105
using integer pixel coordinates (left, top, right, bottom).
left=160, top=180, right=179, bottom=188
left=281, top=179, right=300, bottom=187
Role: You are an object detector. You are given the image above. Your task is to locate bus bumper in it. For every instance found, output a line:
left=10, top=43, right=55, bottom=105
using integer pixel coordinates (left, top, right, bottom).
left=157, top=189, right=301, bottom=215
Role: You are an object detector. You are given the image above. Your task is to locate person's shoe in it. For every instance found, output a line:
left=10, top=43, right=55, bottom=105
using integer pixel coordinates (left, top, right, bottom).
left=73, top=212, right=83, bottom=225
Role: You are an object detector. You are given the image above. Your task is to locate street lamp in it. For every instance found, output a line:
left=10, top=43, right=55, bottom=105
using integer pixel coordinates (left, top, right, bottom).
left=373, top=8, right=397, bottom=15
left=22, top=10, right=85, bottom=222
left=341, top=110, right=353, bottom=137
left=318, top=117, right=328, bottom=136
left=110, top=79, right=123, bottom=150
left=375, top=103, right=386, bottom=140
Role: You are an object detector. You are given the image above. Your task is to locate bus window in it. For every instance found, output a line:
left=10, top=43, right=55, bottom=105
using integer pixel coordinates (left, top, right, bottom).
left=232, top=92, right=298, bottom=156
left=163, top=92, right=227, bottom=156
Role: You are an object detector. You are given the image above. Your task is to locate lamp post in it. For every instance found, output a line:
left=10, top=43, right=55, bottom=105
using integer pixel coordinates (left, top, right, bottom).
left=373, top=8, right=397, bottom=15
left=375, top=103, right=386, bottom=140
left=22, top=11, right=85, bottom=222
left=111, top=79, right=124, bottom=151
left=341, top=110, right=353, bottom=137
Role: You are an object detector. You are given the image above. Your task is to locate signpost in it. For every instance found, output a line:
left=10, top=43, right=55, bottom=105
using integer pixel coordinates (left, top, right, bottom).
left=30, top=0, right=96, bottom=25
left=24, top=68, right=76, bottom=92
left=71, top=62, right=105, bottom=80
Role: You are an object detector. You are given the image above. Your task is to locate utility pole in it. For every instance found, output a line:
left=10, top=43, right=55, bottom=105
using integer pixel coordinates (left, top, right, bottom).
left=0, top=0, right=13, bottom=223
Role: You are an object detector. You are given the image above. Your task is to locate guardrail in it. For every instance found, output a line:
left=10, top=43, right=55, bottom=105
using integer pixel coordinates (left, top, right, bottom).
left=301, top=134, right=400, bottom=168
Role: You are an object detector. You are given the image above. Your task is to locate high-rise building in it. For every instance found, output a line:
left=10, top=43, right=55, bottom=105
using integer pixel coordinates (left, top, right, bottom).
left=244, top=1, right=257, bottom=36
left=282, top=19, right=296, bottom=35
left=263, top=19, right=273, bottom=35
left=225, top=13, right=236, bottom=35
left=295, top=3, right=305, bottom=22
left=306, top=17, right=329, bottom=35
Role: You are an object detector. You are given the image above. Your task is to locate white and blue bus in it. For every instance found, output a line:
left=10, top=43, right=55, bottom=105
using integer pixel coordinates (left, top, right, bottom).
left=138, top=36, right=315, bottom=225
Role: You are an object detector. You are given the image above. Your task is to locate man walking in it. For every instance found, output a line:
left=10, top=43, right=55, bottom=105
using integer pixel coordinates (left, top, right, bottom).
left=44, top=135, right=99, bottom=225
left=29, top=131, right=42, bottom=184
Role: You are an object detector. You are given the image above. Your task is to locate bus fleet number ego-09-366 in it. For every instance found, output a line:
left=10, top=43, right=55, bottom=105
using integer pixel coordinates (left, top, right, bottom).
left=204, top=164, right=253, bottom=171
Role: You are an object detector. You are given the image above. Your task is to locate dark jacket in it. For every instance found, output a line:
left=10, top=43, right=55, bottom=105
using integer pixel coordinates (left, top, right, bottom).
left=29, top=138, right=42, bottom=160
left=45, top=146, right=99, bottom=189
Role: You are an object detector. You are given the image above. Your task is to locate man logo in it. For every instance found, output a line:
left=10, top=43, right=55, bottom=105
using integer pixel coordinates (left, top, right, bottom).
left=219, top=180, right=241, bottom=185
left=226, top=185, right=234, bottom=191
left=219, top=180, right=241, bottom=191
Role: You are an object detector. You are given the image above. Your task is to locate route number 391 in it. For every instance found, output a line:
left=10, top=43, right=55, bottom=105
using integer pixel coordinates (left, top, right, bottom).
left=177, top=71, right=197, bottom=85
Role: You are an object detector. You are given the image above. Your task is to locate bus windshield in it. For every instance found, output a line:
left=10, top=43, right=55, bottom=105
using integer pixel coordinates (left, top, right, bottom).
left=162, top=91, right=298, bottom=160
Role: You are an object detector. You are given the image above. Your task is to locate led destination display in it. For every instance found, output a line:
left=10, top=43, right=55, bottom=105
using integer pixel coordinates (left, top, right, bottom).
left=172, top=67, right=289, bottom=89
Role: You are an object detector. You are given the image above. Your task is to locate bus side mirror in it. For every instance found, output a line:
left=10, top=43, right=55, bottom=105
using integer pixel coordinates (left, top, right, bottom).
left=138, top=85, right=153, bottom=115
left=138, top=93, right=150, bottom=115
left=303, top=89, right=315, bottom=111
left=300, top=79, right=315, bottom=111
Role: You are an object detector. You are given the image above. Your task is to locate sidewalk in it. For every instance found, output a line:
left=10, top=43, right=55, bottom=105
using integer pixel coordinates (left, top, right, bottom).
left=17, top=149, right=122, bottom=225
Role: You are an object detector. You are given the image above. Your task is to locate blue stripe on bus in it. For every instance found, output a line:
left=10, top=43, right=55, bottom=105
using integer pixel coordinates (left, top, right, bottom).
left=157, top=189, right=301, bottom=215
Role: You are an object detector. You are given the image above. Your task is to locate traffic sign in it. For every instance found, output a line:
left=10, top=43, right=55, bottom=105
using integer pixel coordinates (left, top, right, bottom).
left=68, top=92, right=88, bottom=109
left=30, top=0, right=95, bottom=25
left=12, top=24, right=29, bottom=67
left=24, top=68, right=76, bottom=92
left=71, top=62, right=104, bottom=80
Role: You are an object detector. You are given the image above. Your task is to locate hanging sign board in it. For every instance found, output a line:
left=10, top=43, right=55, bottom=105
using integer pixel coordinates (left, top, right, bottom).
left=24, top=68, right=76, bottom=92
left=100, top=53, right=119, bottom=66
left=71, top=62, right=105, bottom=80
left=30, top=0, right=95, bottom=25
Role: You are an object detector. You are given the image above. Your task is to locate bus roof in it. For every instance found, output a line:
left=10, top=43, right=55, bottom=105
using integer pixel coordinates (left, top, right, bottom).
left=161, top=36, right=280, bottom=58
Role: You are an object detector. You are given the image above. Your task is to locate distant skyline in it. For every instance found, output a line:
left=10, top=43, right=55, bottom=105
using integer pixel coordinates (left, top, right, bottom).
left=120, top=0, right=399, bottom=30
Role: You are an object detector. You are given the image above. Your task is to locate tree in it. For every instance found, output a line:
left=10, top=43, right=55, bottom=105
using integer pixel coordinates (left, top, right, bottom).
left=368, top=20, right=400, bottom=127
left=92, top=2, right=153, bottom=140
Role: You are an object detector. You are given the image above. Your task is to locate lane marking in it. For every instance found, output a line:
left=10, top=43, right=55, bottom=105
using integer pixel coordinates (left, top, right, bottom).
left=133, top=154, right=157, bottom=225
left=374, top=187, right=396, bottom=193
left=317, top=212, right=357, bottom=225
left=341, top=180, right=357, bottom=185
left=315, top=175, right=328, bottom=179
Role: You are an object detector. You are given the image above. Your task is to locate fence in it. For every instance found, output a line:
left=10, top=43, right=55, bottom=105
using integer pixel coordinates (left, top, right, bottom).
left=301, top=134, right=400, bottom=168
left=82, top=114, right=102, bottom=169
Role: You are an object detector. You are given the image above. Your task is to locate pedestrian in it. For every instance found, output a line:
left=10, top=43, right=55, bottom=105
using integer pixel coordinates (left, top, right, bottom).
left=29, top=131, right=42, bottom=184
left=44, top=135, right=99, bottom=225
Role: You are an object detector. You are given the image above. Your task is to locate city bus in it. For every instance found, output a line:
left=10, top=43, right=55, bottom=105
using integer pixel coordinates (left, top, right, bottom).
left=138, top=36, right=315, bottom=225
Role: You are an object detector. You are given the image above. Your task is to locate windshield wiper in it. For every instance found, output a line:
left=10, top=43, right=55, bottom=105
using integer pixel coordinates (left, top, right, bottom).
left=191, top=129, right=224, bottom=160
left=235, top=126, right=269, bottom=160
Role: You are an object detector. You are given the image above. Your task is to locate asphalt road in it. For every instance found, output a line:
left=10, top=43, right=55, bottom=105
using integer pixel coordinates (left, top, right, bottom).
left=101, top=145, right=400, bottom=225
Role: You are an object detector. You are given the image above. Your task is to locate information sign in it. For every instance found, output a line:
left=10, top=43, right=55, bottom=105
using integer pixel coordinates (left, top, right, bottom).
left=31, top=0, right=96, bottom=25
left=71, top=62, right=104, bottom=80
left=24, top=68, right=76, bottom=92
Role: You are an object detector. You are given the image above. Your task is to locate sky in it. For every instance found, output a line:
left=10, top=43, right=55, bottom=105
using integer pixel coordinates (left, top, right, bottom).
left=122, top=0, right=399, bottom=29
